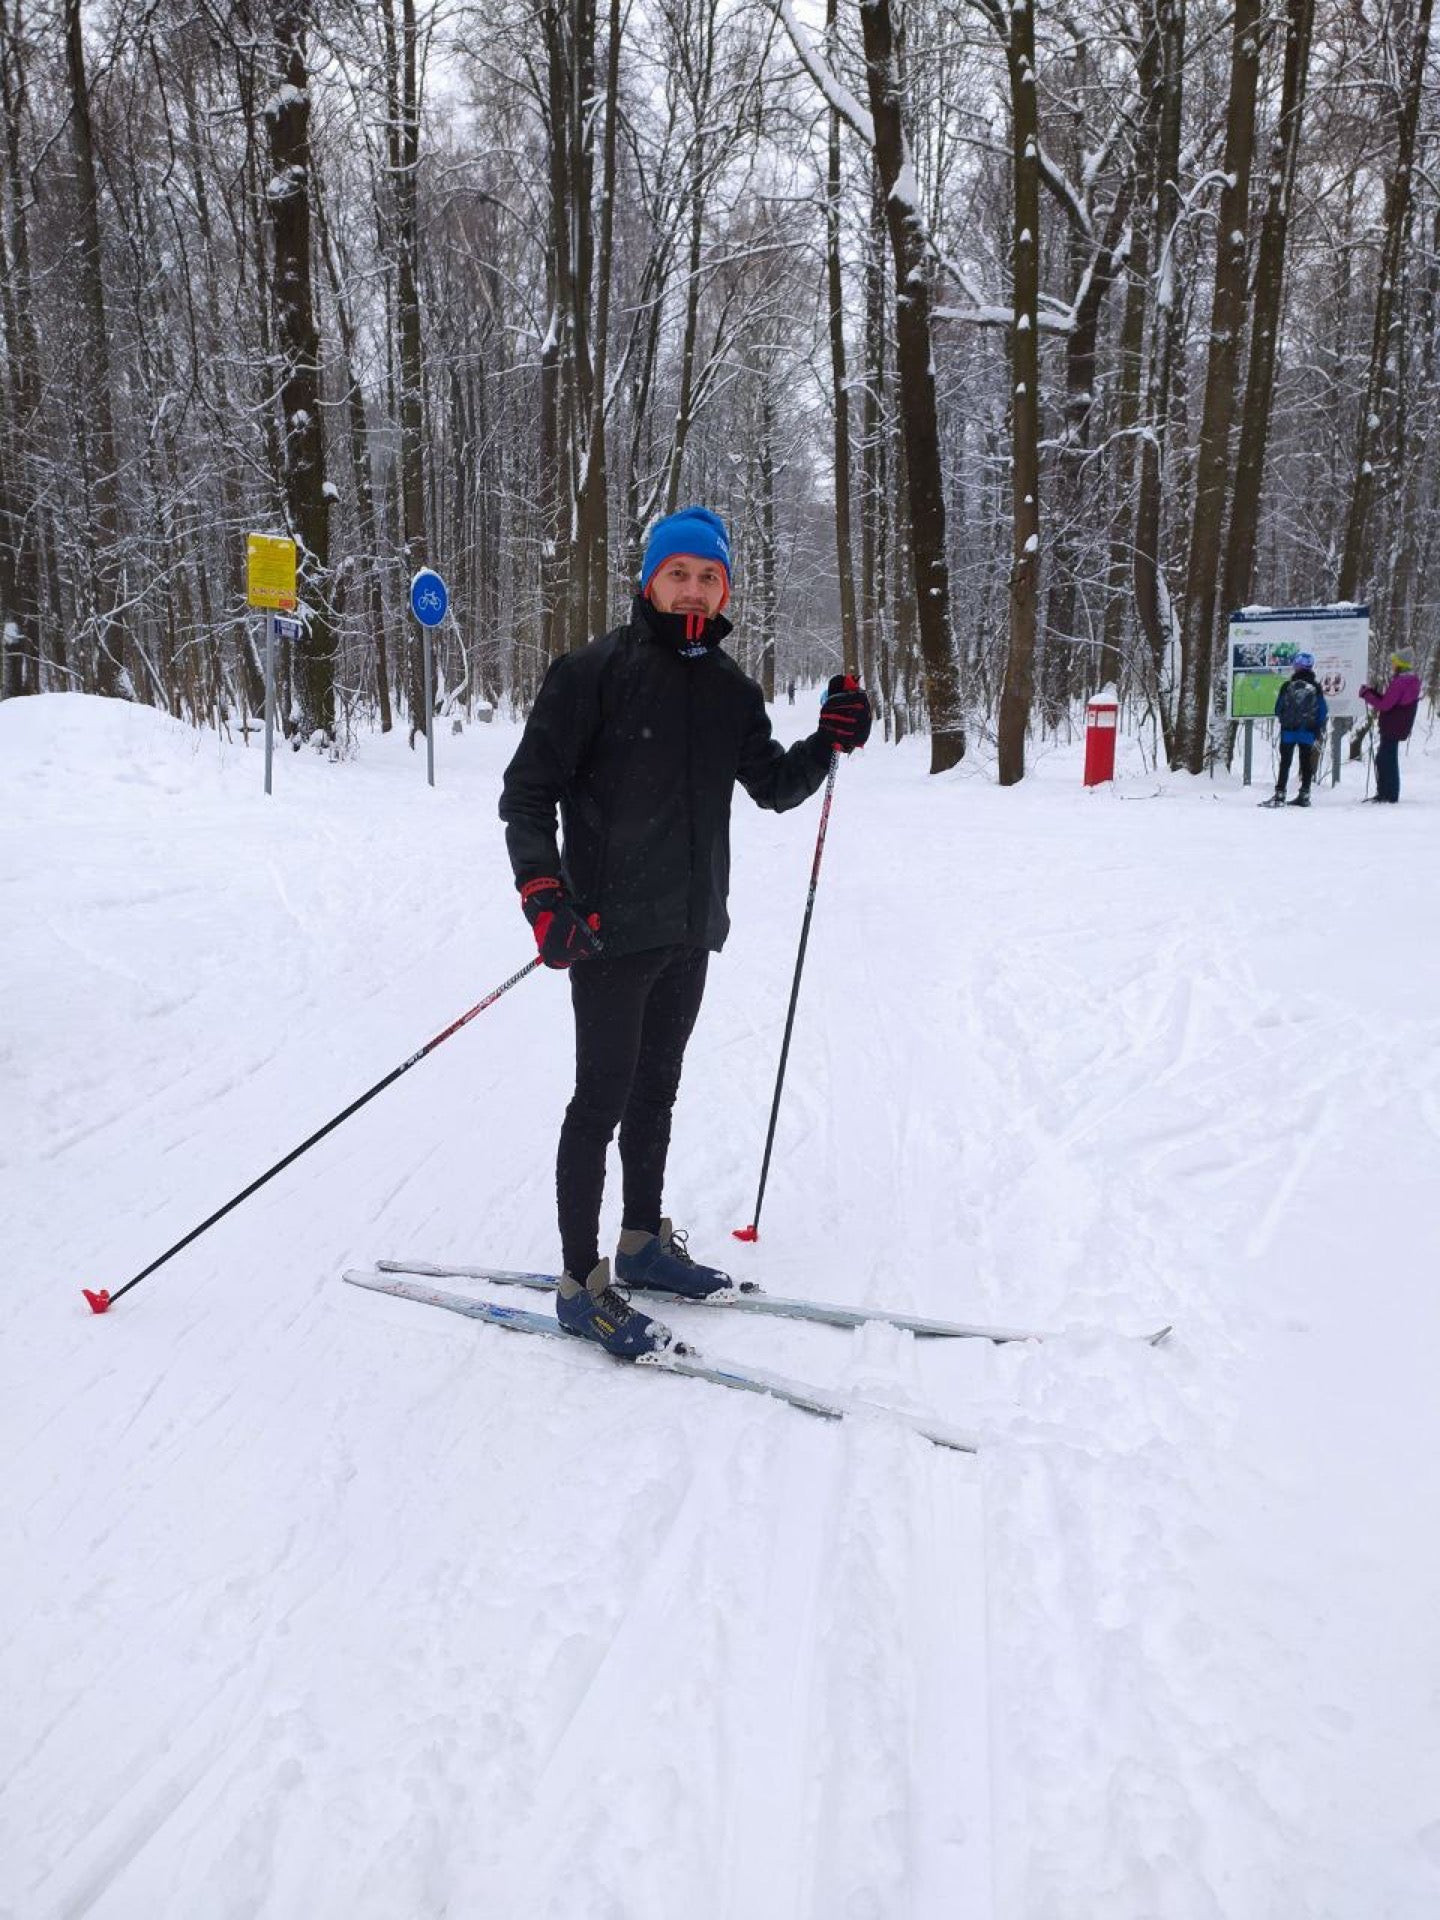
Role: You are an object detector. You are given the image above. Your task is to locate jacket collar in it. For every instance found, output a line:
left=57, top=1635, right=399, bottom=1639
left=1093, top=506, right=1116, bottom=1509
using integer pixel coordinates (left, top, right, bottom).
left=633, top=593, right=731, bottom=659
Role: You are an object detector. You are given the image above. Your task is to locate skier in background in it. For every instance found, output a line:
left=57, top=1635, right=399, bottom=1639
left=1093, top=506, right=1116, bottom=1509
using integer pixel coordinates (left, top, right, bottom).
left=1359, top=652, right=1422, bottom=803
left=499, top=506, right=872, bottom=1358
left=1267, top=654, right=1328, bottom=808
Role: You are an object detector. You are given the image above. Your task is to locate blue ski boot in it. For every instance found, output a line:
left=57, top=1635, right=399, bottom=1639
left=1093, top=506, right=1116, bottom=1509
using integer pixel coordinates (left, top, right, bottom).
left=614, top=1217, right=733, bottom=1299
left=555, top=1259, right=673, bottom=1359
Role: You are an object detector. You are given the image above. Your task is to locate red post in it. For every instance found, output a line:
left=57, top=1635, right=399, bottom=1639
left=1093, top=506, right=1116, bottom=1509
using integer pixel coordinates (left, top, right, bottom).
left=1083, top=689, right=1118, bottom=786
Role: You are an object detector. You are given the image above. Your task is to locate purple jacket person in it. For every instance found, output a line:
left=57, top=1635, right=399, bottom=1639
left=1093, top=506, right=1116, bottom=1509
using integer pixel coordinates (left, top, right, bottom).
left=1359, top=653, right=1422, bottom=802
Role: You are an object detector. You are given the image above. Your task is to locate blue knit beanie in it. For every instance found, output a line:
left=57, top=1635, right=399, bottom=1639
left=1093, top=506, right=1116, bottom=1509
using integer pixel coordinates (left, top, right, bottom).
left=640, top=507, right=732, bottom=604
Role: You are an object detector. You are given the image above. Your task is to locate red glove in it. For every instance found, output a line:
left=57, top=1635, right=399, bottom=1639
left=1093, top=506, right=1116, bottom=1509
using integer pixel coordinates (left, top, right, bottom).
left=519, top=877, right=601, bottom=969
left=818, top=673, right=873, bottom=752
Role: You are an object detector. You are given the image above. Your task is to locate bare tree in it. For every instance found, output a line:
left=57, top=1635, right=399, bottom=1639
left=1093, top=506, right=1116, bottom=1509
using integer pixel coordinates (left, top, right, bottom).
left=1172, top=0, right=1263, bottom=771
left=63, top=0, right=128, bottom=698
left=1337, top=0, right=1434, bottom=601
left=993, top=0, right=1041, bottom=786
left=265, top=0, right=334, bottom=740
left=824, top=0, right=859, bottom=676
left=0, top=0, right=43, bottom=696
left=858, top=0, right=964, bottom=771
left=1223, top=0, right=1319, bottom=617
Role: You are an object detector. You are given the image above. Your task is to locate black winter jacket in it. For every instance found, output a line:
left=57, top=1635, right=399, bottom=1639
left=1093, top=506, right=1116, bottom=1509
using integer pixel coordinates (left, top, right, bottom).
left=500, top=597, right=831, bottom=956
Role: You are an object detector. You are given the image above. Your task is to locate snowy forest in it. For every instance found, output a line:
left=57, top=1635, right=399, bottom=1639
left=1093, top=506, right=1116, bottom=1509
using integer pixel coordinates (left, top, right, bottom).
left=0, top=0, right=1436, bottom=779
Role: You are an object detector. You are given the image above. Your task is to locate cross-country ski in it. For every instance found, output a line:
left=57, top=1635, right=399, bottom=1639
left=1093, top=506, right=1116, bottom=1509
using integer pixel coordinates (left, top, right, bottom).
left=344, top=1269, right=980, bottom=1452
left=375, top=1256, right=1173, bottom=1346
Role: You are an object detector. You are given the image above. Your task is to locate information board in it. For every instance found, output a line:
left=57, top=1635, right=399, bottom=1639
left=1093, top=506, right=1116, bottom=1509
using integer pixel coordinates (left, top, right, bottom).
left=246, top=533, right=297, bottom=612
left=1227, top=606, right=1369, bottom=722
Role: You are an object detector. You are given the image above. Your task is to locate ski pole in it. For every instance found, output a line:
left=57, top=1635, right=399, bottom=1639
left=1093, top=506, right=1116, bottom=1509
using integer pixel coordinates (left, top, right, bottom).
left=83, top=956, right=543, bottom=1314
left=734, top=748, right=841, bottom=1243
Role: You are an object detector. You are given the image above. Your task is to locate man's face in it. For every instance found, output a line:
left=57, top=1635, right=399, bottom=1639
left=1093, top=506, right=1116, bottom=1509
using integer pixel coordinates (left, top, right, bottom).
left=647, top=554, right=728, bottom=619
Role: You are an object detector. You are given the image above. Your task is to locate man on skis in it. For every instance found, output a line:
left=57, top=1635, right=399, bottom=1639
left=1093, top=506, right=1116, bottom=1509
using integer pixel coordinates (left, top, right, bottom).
left=499, top=506, right=872, bottom=1358
left=1268, top=653, right=1328, bottom=807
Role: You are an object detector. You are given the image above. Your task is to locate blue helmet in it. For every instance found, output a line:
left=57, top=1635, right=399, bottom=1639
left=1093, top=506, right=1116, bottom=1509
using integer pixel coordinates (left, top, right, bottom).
left=1294, top=652, right=1315, bottom=670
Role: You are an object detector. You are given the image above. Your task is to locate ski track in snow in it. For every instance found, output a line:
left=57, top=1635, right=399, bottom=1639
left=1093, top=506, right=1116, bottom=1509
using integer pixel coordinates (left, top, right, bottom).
left=3, top=693, right=1439, bottom=1918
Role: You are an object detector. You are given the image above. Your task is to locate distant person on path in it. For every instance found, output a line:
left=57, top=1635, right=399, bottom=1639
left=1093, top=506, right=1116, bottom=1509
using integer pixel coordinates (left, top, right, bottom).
left=499, top=506, right=872, bottom=1359
left=1269, top=654, right=1328, bottom=808
left=1359, top=652, right=1422, bottom=803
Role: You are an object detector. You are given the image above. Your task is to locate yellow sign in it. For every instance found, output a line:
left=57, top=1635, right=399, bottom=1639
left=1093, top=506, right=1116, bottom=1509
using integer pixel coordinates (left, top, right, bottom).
left=246, top=533, right=297, bottom=611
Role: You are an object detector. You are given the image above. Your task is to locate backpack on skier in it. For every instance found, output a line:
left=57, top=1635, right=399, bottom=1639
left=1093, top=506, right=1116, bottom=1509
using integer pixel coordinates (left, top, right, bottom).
left=1276, top=677, right=1320, bottom=740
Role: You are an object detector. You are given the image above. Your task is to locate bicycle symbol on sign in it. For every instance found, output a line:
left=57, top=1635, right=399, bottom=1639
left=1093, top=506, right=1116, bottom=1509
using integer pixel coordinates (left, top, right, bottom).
left=419, top=589, right=443, bottom=617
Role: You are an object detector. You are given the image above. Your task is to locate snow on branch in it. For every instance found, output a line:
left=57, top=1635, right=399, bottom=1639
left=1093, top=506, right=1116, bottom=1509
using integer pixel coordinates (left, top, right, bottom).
left=774, top=0, right=874, bottom=145
left=774, top=0, right=991, bottom=312
left=933, top=303, right=1074, bottom=335
left=1035, top=142, right=1091, bottom=241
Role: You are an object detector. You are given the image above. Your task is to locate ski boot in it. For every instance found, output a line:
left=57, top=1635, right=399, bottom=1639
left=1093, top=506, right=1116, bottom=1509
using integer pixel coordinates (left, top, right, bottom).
left=1260, top=788, right=1288, bottom=808
left=615, top=1217, right=734, bottom=1299
left=555, top=1259, right=673, bottom=1358
left=1288, top=789, right=1312, bottom=808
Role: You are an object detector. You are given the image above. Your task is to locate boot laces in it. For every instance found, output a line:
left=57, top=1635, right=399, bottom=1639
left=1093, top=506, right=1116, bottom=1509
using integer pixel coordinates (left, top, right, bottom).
left=597, top=1281, right=642, bottom=1322
left=665, top=1228, right=695, bottom=1265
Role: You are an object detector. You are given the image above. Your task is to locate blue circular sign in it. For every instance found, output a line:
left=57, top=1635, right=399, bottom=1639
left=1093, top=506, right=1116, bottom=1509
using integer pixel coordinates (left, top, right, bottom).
left=409, top=568, right=449, bottom=628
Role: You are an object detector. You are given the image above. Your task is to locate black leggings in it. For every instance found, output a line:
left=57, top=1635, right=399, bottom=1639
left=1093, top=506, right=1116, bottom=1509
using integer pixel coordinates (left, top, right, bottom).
left=1278, top=740, right=1317, bottom=792
left=557, top=945, right=709, bottom=1280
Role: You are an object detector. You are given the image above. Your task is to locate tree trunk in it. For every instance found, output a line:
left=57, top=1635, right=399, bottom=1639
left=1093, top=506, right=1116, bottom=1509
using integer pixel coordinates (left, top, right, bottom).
left=317, top=188, right=392, bottom=732
left=63, top=0, right=128, bottom=698
left=756, top=374, right=778, bottom=701
left=1337, top=0, right=1434, bottom=601
left=537, top=0, right=594, bottom=656
left=622, top=248, right=671, bottom=569
left=859, top=0, right=963, bottom=773
left=859, top=164, right=890, bottom=716
left=1134, top=0, right=1184, bottom=755
left=825, top=0, right=859, bottom=676
left=1223, top=0, right=1317, bottom=616
left=177, top=54, right=264, bottom=718
left=1101, top=0, right=1164, bottom=694
left=539, top=0, right=598, bottom=647
left=0, top=0, right=42, bottom=695
left=995, top=2, right=1041, bottom=786
left=1046, top=190, right=1128, bottom=709
left=1173, top=0, right=1261, bottom=772
left=266, top=0, right=333, bottom=741
left=578, top=0, right=619, bottom=640
left=383, top=0, right=426, bottom=733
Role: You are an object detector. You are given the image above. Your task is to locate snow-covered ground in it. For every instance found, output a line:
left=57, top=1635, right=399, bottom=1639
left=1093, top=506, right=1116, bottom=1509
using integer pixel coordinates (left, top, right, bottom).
left=3, top=689, right=1438, bottom=1920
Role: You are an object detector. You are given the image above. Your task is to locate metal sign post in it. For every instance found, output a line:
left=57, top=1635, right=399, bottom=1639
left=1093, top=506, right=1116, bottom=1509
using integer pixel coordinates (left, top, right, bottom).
left=263, top=610, right=277, bottom=794
left=1331, top=717, right=1349, bottom=787
left=409, top=568, right=450, bottom=789
left=424, top=632, right=435, bottom=787
left=246, top=532, right=298, bottom=796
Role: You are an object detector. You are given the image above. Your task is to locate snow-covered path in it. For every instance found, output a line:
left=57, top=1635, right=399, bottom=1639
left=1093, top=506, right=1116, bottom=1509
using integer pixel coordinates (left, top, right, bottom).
left=3, top=694, right=1438, bottom=1918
